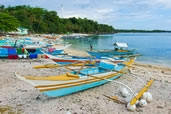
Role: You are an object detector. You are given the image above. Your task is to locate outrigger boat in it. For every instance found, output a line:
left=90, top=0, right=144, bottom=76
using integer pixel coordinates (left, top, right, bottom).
left=45, top=44, right=71, bottom=55
left=15, top=57, right=136, bottom=97
left=44, top=53, right=99, bottom=65
left=43, top=52, right=126, bottom=65
left=87, top=42, right=136, bottom=58
left=32, top=61, right=97, bottom=69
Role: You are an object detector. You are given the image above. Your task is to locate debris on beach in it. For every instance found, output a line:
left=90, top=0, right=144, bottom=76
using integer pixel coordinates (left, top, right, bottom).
left=0, top=105, right=22, bottom=114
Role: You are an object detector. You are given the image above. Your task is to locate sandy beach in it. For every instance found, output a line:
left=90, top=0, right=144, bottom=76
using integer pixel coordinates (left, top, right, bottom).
left=0, top=48, right=171, bottom=114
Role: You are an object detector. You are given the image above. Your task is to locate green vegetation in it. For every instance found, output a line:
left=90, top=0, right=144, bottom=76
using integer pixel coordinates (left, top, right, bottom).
left=0, top=12, right=20, bottom=32
left=0, top=5, right=115, bottom=34
left=0, top=5, right=170, bottom=34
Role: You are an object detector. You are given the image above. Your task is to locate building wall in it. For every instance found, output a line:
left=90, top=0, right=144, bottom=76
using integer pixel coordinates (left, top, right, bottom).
left=9, top=28, right=28, bottom=35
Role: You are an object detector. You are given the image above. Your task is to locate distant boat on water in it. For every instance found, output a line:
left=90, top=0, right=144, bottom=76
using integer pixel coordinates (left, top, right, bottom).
left=87, top=42, right=136, bottom=58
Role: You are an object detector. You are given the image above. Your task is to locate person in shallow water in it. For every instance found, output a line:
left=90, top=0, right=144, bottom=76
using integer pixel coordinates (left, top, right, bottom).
left=90, top=44, right=93, bottom=51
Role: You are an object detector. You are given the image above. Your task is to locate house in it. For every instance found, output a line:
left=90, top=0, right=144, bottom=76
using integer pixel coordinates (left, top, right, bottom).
left=9, top=27, right=29, bottom=35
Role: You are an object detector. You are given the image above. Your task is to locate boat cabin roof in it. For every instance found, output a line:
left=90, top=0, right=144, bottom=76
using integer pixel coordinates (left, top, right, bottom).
left=113, top=42, right=128, bottom=48
left=99, top=60, right=116, bottom=70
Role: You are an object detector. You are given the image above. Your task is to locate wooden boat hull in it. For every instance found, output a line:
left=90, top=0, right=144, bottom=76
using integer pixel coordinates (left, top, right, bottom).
left=47, top=44, right=71, bottom=55
left=15, top=57, right=135, bottom=97
left=44, top=52, right=99, bottom=64
left=42, top=73, right=122, bottom=97
left=47, top=50, right=63, bottom=55
left=87, top=50, right=135, bottom=57
left=52, top=58, right=125, bottom=65
left=15, top=70, right=124, bottom=97
left=45, top=52, right=125, bottom=65
left=52, top=58, right=98, bottom=64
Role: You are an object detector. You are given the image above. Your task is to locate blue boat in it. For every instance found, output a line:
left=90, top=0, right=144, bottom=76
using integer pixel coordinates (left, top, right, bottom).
left=47, top=49, right=64, bottom=55
left=87, top=42, right=136, bottom=58
left=15, top=57, right=135, bottom=97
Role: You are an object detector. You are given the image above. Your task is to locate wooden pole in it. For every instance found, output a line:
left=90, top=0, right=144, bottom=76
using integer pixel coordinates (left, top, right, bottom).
left=130, top=80, right=153, bottom=105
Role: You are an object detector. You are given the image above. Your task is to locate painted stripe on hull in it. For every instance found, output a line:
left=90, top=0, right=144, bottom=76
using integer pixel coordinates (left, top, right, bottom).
left=43, top=74, right=122, bottom=97
left=55, top=62, right=73, bottom=65
left=52, top=59, right=99, bottom=65
left=36, top=70, right=125, bottom=89
left=47, top=50, right=63, bottom=55
left=87, top=51, right=134, bottom=57
left=52, top=59, right=83, bottom=63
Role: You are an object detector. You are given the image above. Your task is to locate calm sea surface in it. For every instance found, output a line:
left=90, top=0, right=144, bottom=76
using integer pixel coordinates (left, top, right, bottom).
left=63, top=33, right=171, bottom=67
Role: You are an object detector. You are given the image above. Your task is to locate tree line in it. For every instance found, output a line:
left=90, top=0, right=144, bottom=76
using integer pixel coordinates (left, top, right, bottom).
left=0, top=5, right=115, bottom=34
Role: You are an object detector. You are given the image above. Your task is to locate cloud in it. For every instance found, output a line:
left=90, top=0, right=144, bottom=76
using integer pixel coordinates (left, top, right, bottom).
left=150, top=0, right=171, bottom=8
left=166, top=19, right=171, bottom=24
left=96, top=9, right=114, bottom=14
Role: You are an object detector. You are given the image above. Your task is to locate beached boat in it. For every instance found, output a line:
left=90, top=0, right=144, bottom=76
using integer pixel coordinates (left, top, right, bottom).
left=0, top=37, right=71, bottom=55
left=87, top=42, right=136, bottom=58
left=15, top=57, right=135, bottom=97
left=32, top=56, right=131, bottom=69
left=24, top=45, right=42, bottom=49
left=23, top=44, right=71, bottom=56
left=32, top=62, right=96, bottom=69
left=43, top=44, right=71, bottom=55
left=44, top=53, right=99, bottom=64
left=43, top=52, right=126, bottom=65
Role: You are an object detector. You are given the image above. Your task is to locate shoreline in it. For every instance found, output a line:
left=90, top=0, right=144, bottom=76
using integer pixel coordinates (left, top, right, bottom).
left=1, top=33, right=171, bottom=69
left=65, top=47, right=171, bottom=69
left=135, top=61, right=171, bottom=70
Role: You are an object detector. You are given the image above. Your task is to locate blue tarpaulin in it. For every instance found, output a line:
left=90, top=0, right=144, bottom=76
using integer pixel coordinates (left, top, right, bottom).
left=0, top=48, right=8, bottom=57
left=8, top=48, right=17, bottom=55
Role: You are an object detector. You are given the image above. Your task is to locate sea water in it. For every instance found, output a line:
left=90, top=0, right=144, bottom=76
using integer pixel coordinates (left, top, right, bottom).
left=63, top=33, right=171, bottom=67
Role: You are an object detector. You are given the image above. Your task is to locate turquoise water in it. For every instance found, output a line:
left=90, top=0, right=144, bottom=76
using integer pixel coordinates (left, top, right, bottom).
left=63, top=33, right=171, bottom=67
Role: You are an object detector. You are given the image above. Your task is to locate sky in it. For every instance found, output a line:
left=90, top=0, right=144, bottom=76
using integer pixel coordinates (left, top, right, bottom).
left=1, top=0, right=171, bottom=30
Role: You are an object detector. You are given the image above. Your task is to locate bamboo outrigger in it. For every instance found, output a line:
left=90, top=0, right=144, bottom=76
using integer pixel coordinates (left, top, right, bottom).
left=130, top=80, right=153, bottom=105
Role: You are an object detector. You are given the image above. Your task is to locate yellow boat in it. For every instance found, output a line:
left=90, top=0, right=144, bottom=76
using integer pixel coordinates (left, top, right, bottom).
left=33, top=64, right=60, bottom=69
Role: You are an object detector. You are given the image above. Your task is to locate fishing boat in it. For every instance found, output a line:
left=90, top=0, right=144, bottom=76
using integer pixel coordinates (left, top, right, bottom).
left=46, top=44, right=71, bottom=55
left=87, top=42, right=136, bottom=58
left=15, top=57, right=135, bottom=97
left=32, top=56, right=130, bottom=69
left=32, top=62, right=97, bottom=69
left=0, top=37, right=71, bottom=55
left=43, top=51, right=126, bottom=65
left=44, top=52, right=99, bottom=64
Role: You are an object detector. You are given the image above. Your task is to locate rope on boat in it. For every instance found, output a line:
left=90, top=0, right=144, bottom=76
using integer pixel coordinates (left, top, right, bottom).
left=128, top=69, right=146, bottom=86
